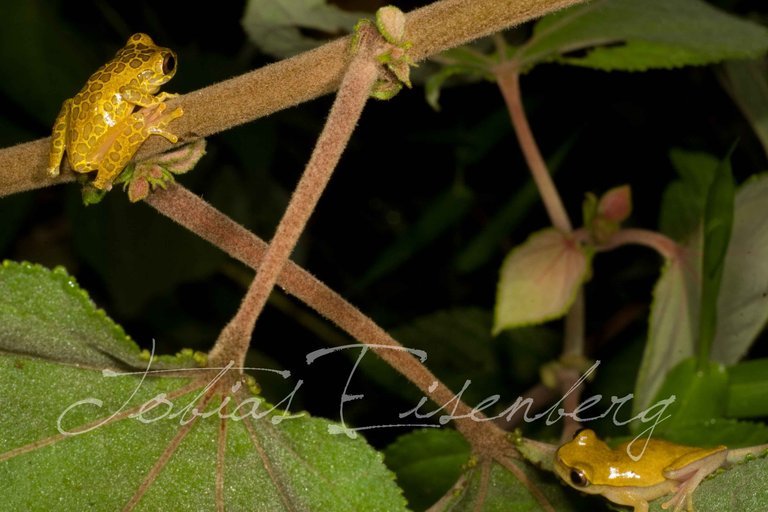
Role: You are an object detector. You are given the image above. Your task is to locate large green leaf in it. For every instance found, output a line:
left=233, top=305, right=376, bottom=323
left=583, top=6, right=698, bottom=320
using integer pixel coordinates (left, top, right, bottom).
left=699, top=147, right=735, bottom=364
left=711, top=174, right=768, bottom=364
left=728, top=358, right=768, bottom=419
left=646, top=457, right=768, bottom=512
left=0, top=262, right=407, bottom=511
left=242, top=0, right=366, bottom=58
left=634, top=250, right=700, bottom=415
left=636, top=173, right=768, bottom=412
left=517, top=0, right=768, bottom=71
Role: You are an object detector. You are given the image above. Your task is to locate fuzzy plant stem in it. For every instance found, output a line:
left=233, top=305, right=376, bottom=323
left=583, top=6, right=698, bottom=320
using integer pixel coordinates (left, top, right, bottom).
left=598, top=227, right=679, bottom=260
left=146, top=183, right=503, bottom=450
left=208, top=30, right=382, bottom=369
left=0, top=0, right=589, bottom=198
left=495, top=66, right=572, bottom=233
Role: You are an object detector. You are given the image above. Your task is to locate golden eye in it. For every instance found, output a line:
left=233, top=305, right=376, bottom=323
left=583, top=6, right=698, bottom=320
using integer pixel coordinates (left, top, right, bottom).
left=569, top=469, right=589, bottom=487
left=162, top=54, right=176, bottom=75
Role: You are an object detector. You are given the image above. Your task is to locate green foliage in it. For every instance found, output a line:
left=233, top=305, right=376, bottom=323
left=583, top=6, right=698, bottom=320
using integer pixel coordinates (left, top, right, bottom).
left=242, top=0, right=367, bottom=58
left=385, top=429, right=470, bottom=511
left=0, top=262, right=407, bottom=511
left=518, top=0, right=768, bottom=71
left=698, top=146, right=736, bottom=366
left=426, top=47, right=497, bottom=110
left=728, top=359, right=768, bottom=419
left=429, top=459, right=574, bottom=512
left=648, top=457, right=768, bottom=512
left=636, top=169, right=768, bottom=414
left=659, top=149, right=719, bottom=241
left=647, top=358, right=729, bottom=436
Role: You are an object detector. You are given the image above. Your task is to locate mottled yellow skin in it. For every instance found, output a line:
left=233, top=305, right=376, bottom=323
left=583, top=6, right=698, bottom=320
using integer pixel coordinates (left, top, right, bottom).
left=554, top=429, right=726, bottom=512
left=48, top=33, right=183, bottom=190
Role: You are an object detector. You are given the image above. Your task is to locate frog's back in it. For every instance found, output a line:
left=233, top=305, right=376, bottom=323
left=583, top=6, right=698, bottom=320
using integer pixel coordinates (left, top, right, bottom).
left=69, top=38, right=165, bottom=148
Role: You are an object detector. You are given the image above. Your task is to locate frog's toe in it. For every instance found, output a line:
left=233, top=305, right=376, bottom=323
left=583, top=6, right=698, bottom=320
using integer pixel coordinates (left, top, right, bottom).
left=47, top=166, right=60, bottom=177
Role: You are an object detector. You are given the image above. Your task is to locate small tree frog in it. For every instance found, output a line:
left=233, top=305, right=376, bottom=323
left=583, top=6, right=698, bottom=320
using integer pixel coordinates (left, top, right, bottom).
left=554, top=429, right=728, bottom=512
left=47, top=33, right=183, bottom=190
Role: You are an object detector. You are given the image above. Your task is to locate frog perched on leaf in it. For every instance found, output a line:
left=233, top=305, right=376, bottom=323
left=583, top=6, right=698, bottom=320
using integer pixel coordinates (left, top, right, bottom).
left=47, top=33, right=183, bottom=190
left=553, top=428, right=768, bottom=512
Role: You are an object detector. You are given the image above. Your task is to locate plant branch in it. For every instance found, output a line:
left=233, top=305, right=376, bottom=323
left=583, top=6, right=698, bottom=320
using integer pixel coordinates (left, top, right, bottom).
left=598, top=227, right=679, bottom=260
left=0, top=0, right=589, bottom=198
left=495, top=66, right=572, bottom=232
left=208, top=26, right=381, bottom=369
left=146, top=183, right=502, bottom=448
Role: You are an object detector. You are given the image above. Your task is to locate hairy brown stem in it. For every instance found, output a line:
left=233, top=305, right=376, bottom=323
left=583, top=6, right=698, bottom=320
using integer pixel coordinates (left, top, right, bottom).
left=146, top=183, right=500, bottom=446
left=208, top=27, right=381, bottom=369
left=0, top=0, right=588, bottom=198
left=495, top=66, right=571, bottom=232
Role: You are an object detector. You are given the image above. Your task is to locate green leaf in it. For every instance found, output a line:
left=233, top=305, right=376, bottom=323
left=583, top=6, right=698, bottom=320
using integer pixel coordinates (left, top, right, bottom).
left=634, top=251, right=699, bottom=415
left=494, top=228, right=590, bottom=333
left=429, top=458, right=573, bottom=512
left=636, top=168, right=768, bottom=413
left=425, top=46, right=496, bottom=110
left=518, top=0, right=768, bottom=71
left=711, top=174, right=768, bottom=364
left=384, top=429, right=470, bottom=511
left=0, top=261, right=154, bottom=368
left=659, top=149, right=719, bottom=241
left=646, top=358, right=728, bottom=437
left=647, top=456, right=768, bottom=512
left=728, top=359, right=768, bottom=418
left=242, top=0, right=367, bottom=58
left=426, top=65, right=491, bottom=111
left=722, top=58, right=768, bottom=160
left=0, top=262, right=408, bottom=510
left=698, top=147, right=735, bottom=365
left=659, top=418, right=768, bottom=448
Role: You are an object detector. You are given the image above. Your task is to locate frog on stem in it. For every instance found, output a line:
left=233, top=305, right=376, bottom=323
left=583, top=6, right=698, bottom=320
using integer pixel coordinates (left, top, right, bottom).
left=554, top=428, right=765, bottom=512
left=48, top=33, right=183, bottom=190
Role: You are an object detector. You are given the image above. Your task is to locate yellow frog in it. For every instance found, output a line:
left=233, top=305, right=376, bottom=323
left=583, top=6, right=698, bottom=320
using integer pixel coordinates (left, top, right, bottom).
left=554, top=429, right=728, bottom=512
left=47, top=33, right=183, bottom=190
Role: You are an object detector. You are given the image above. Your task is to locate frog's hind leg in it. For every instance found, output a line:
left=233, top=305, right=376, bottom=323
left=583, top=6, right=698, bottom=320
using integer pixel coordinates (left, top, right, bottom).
left=91, top=103, right=183, bottom=190
left=48, top=99, right=72, bottom=177
left=661, top=449, right=726, bottom=512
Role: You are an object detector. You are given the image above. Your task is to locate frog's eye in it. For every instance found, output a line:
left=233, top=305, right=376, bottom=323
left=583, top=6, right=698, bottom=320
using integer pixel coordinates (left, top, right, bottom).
left=162, top=54, right=176, bottom=75
left=569, top=468, right=589, bottom=487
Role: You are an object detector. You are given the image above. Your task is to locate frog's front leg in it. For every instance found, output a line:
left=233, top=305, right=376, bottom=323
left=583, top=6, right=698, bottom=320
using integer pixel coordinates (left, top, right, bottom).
left=661, top=449, right=727, bottom=512
left=92, top=102, right=184, bottom=190
left=48, top=99, right=72, bottom=177
left=120, top=86, right=179, bottom=108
